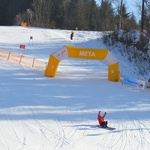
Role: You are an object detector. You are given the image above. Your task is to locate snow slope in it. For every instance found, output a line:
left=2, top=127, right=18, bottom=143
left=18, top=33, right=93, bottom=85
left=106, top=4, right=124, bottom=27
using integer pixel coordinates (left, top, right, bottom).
left=0, top=26, right=150, bottom=150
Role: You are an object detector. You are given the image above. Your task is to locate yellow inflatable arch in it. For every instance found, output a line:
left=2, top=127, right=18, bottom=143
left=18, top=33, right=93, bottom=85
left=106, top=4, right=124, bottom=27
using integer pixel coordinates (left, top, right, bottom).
left=45, top=45, right=119, bottom=82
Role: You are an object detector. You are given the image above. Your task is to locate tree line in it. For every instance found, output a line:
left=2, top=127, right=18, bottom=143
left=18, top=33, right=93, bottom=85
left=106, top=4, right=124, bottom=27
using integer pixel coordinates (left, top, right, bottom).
left=0, top=0, right=149, bottom=32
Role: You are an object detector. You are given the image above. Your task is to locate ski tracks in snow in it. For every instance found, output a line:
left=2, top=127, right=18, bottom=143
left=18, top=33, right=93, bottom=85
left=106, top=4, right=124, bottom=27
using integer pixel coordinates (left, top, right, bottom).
left=131, top=118, right=150, bottom=149
left=0, top=85, right=150, bottom=150
left=96, top=112, right=150, bottom=150
left=97, top=120, right=128, bottom=150
left=28, top=107, right=75, bottom=150
left=107, top=110, right=150, bottom=150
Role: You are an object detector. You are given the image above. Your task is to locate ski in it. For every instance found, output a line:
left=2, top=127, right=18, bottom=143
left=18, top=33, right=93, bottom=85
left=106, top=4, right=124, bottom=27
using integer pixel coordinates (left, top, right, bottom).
left=97, top=125, right=116, bottom=130
left=105, top=126, right=116, bottom=130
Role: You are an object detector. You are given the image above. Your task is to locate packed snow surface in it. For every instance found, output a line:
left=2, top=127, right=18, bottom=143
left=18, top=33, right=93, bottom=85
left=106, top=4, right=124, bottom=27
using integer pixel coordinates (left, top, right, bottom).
left=0, top=26, right=150, bottom=150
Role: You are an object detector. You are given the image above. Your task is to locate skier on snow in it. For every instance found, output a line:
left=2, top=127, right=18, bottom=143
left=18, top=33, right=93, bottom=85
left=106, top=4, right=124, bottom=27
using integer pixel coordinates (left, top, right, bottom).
left=70, top=31, right=74, bottom=40
left=97, top=111, right=108, bottom=128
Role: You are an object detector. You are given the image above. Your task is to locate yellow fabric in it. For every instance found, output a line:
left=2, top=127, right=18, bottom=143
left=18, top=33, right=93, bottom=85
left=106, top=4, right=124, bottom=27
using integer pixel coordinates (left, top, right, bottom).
left=45, top=55, right=60, bottom=77
left=66, top=45, right=108, bottom=60
left=21, top=22, right=27, bottom=27
left=45, top=45, right=119, bottom=82
left=108, top=62, right=119, bottom=81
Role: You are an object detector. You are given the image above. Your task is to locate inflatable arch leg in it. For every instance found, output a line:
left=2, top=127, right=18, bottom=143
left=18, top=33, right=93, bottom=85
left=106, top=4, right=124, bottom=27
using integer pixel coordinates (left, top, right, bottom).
left=45, top=55, right=60, bottom=77
left=108, top=62, right=119, bottom=82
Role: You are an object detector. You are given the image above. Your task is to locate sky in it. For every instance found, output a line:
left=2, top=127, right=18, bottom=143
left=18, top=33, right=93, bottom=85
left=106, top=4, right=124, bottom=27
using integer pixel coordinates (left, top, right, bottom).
left=0, top=26, right=150, bottom=150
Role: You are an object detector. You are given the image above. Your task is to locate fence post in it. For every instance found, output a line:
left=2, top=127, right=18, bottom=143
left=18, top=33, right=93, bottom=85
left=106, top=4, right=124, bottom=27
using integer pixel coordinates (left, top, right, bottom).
left=19, top=55, right=23, bottom=64
left=7, top=51, right=11, bottom=60
left=32, top=58, right=35, bottom=67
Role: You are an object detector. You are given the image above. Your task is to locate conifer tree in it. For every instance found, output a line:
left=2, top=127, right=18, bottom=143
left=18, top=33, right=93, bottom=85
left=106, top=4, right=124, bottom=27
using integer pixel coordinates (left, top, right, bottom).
left=98, top=0, right=115, bottom=30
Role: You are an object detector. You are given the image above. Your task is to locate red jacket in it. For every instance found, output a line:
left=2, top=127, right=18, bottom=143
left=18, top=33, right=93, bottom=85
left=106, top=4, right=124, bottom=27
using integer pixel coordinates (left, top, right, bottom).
left=97, top=111, right=106, bottom=125
left=71, top=32, right=74, bottom=37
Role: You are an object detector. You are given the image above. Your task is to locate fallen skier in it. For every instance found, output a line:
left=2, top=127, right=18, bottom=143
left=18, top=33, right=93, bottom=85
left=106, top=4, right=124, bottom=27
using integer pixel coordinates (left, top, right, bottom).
left=97, top=111, right=108, bottom=128
left=97, top=111, right=116, bottom=130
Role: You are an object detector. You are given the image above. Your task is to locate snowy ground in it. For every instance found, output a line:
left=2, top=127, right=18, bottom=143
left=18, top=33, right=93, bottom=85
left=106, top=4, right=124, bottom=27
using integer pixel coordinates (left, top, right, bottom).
left=0, top=26, right=150, bottom=150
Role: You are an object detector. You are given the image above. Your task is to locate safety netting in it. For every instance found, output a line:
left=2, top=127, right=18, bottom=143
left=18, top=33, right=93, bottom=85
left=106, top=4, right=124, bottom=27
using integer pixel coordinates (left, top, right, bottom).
left=0, top=49, right=47, bottom=71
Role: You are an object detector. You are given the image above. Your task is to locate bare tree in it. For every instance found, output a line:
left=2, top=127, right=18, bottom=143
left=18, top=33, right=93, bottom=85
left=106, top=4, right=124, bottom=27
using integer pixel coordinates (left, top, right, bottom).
left=141, top=0, right=145, bottom=32
left=119, top=0, right=123, bottom=29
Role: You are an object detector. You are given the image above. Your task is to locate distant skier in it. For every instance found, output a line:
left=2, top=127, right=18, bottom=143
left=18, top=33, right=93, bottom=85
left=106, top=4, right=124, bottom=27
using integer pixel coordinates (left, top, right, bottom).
left=70, top=31, right=74, bottom=40
left=97, top=111, right=108, bottom=128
